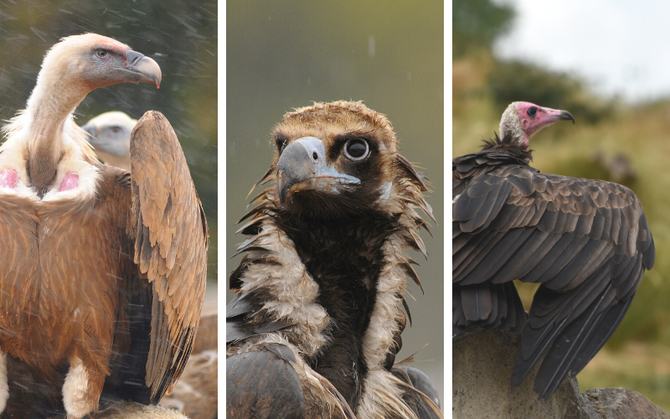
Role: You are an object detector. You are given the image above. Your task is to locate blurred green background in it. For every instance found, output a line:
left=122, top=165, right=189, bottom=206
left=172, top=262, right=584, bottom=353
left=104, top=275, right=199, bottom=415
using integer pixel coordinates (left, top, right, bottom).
left=227, top=0, right=444, bottom=400
left=454, top=0, right=670, bottom=411
left=0, top=1, right=217, bottom=297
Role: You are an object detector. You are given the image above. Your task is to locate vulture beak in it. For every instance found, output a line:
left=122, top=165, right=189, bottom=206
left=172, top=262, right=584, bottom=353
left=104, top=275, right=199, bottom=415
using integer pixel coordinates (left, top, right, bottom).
left=81, top=124, right=97, bottom=139
left=276, top=136, right=360, bottom=204
left=126, top=50, right=162, bottom=88
left=539, top=107, right=575, bottom=125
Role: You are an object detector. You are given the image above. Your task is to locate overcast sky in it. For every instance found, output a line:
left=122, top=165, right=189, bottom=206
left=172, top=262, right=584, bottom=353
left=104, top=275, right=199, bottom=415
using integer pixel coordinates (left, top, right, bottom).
left=494, top=0, right=670, bottom=103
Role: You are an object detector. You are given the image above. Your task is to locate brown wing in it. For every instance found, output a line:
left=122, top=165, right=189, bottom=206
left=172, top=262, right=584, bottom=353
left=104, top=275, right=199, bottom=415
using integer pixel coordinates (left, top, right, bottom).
left=129, top=111, right=208, bottom=401
left=453, top=162, right=654, bottom=398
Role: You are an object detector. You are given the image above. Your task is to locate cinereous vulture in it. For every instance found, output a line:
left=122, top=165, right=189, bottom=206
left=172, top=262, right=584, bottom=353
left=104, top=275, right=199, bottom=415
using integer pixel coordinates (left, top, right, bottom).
left=227, top=101, right=442, bottom=419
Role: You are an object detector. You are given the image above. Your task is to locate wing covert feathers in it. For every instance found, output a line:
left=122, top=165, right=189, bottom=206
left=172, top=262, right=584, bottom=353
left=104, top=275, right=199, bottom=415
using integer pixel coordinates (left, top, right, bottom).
left=130, top=111, right=208, bottom=401
left=453, top=147, right=654, bottom=399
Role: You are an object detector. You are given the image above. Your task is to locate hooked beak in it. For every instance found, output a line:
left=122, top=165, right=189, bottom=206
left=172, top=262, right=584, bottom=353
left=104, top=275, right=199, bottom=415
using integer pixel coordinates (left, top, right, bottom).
left=541, top=107, right=575, bottom=125
left=276, top=137, right=360, bottom=204
left=126, top=50, right=162, bottom=88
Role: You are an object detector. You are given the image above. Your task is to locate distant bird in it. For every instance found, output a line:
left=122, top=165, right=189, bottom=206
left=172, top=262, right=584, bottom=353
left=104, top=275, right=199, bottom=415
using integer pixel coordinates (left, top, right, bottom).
left=82, top=111, right=136, bottom=170
left=227, top=101, right=442, bottom=418
left=0, top=34, right=207, bottom=418
left=453, top=101, right=655, bottom=399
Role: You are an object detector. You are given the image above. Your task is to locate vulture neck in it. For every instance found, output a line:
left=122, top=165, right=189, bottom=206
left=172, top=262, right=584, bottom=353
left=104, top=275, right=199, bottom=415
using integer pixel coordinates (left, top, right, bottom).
left=25, top=74, right=89, bottom=197
left=278, top=212, right=396, bottom=409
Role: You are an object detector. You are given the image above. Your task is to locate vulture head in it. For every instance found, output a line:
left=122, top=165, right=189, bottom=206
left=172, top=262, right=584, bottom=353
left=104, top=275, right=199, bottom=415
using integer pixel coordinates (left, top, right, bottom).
left=1, top=33, right=161, bottom=198
left=82, top=111, right=135, bottom=171
left=30, top=33, right=161, bottom=113
left=499, top=101, right=575, bottom=148
left=271, top=101, right=430, bottom=220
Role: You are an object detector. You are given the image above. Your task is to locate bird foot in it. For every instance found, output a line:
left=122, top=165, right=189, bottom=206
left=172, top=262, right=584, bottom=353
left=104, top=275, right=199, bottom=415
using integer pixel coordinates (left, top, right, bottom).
left=59, top=173, right=79, bottom=192
left=0, top=169, right=17, bottom=189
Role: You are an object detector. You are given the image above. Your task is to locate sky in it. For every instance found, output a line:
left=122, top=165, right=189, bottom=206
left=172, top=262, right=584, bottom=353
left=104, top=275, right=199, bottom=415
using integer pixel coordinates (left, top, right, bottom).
left=494, top=0, right=670, bottom=104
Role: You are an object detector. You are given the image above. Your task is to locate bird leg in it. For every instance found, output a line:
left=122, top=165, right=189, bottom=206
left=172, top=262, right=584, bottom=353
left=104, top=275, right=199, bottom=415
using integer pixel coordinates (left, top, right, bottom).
left=0, top=352, right=7, bottom=413
left=62, top=356, right=103, bottom=419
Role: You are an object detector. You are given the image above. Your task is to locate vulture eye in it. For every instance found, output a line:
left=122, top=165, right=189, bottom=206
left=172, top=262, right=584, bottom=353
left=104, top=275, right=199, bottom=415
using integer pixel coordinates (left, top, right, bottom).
left=111, top=126, right=121, bottom=134
left=95, top=49, right=109, bottom=59
left=343, top=139, right=370, bottom=161
left=527, top=107, right=538, bottom=117
left=275, top=136, right=288, bottom=153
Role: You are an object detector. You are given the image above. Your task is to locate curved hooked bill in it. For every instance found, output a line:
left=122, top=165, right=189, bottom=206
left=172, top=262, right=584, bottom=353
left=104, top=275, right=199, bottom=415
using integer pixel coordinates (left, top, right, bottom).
left=126, top=50, right=162, bottom=88
left=547, top=108, right=575, bottom=124
left=277, top=136, right=360, bottom=204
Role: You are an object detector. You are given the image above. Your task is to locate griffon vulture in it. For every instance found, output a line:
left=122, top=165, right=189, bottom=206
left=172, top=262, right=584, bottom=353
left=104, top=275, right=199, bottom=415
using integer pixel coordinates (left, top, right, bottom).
left=82, top=111, right=136, bottom=170
left=0, top=34, right=207, bottom=418
left=453, top=101, right=655, bottom=399
left=227, top=101, right=442, bottom=419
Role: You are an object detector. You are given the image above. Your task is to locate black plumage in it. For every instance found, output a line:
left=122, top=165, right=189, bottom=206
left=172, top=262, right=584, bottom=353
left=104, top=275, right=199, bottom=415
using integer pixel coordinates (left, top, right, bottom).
left=453, top=101, right=655, bottom=399
left=227, top=101, right=441, bottom=418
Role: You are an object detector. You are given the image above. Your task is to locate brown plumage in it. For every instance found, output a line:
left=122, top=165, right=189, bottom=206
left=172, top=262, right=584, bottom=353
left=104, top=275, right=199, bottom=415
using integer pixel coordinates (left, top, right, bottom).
left=0, top=34, right=207, bottom=418
left=160, top=312, right=217, bottom=419
left=227, top=101, right=441, bottom=418
left=453, top=101, right=655, bottom=399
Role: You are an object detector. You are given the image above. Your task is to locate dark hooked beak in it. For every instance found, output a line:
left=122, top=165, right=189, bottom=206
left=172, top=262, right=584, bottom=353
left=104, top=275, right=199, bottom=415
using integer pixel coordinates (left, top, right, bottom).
left=276, top=136, right=360, bottom=204
left=556, top=110, right=575, bottom=124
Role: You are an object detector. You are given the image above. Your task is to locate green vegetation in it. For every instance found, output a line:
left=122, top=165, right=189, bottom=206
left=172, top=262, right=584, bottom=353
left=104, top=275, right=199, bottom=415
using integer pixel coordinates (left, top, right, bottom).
left=454, top=0, right=670, bottom=411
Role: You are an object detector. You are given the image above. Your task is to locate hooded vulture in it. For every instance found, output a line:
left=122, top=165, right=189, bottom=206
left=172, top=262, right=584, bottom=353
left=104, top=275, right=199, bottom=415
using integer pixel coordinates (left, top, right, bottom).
left=227, top=101, right=442, bottom=419
left=0, top=34, right=207, bottom=417
left=453, top=101, right=655, bottom=399
left=82, top=111, right=136, bottom=171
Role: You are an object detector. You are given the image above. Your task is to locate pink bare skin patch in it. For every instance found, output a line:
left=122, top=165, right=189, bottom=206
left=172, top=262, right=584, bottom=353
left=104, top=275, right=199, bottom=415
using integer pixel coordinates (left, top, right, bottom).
left=59, top=173, right=79, bottom=192
left=0, top=170, right=17, bottom=189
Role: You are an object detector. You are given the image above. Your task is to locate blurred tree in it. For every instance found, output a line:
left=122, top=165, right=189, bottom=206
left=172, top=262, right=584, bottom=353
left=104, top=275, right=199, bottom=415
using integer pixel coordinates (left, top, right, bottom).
left=453, top=0, right=515, bottom=59
left=489, top=59, right=613, bottom=123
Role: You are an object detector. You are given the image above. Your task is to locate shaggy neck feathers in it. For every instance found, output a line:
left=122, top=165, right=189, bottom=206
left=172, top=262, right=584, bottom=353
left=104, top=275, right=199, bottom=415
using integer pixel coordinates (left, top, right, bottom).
left=279, top=213, right=395, bottom=407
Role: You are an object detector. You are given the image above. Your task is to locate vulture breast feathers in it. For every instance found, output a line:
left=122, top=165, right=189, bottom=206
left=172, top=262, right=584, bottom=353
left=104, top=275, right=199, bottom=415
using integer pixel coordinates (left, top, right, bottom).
left=453, top=101, right=655, bottom=399
left=227, top=101, right=442, bottom=419
left=0, top=34, right=207, bottom=418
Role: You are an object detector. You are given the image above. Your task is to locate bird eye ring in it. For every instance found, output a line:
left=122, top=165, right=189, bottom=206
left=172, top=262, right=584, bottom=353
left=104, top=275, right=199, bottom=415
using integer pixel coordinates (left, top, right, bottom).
left=95, top=49, right=109, bottom=59
left=527, top=107, right=538, bottom=117
left=344, top=139, right=370, bottom=161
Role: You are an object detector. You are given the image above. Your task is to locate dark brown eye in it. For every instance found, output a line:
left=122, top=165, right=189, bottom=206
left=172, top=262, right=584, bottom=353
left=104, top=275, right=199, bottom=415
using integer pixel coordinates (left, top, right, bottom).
left=95, top=49, right=109, bottom=59
left=111, top=126, right=121, bottom=134
left=344, top=139, right=369, bottom=161
left=527, top=107, right=538, bottom=117
left=275, top=136, right=288, bottom=153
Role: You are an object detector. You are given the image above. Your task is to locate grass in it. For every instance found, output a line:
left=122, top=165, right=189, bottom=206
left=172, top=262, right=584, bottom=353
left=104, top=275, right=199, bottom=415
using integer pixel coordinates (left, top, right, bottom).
left=454, top=54, right=670, bottom=412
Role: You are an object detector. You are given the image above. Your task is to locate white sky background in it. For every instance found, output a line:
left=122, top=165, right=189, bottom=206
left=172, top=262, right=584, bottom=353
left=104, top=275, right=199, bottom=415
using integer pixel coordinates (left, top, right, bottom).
left=494, top=0, right=670, bottom=104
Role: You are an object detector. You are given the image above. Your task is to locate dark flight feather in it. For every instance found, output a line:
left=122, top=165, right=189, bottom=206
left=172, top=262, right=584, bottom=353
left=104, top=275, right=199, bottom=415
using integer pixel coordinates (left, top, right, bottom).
left=453, top=127, right=654, bottom=400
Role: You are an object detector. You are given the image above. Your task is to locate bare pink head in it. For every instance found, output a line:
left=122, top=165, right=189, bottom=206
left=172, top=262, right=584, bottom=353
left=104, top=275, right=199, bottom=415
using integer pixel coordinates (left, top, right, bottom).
left=500, top=101, right=575, bottom=148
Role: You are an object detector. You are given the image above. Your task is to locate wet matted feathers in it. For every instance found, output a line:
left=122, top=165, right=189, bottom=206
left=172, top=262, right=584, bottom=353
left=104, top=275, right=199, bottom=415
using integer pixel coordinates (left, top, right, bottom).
left=453, top=101, right=654, bottom=399
left=227, top=101, right=442, bottom=418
